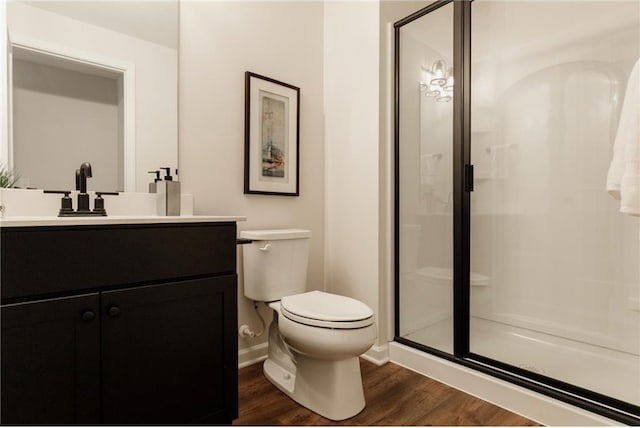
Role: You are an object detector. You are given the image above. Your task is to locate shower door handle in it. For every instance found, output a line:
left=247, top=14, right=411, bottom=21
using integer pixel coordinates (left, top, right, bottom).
left=465, top=164, right=474, bottom=192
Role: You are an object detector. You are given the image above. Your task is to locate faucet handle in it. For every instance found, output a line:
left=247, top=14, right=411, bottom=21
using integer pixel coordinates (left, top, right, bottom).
left=75, top=169, right=81, bottom=191
left=92, top=192, right=119, bottom=216
left=44, top=190, right=71, bottom=195
left=44, top=190, right=73, bottom=216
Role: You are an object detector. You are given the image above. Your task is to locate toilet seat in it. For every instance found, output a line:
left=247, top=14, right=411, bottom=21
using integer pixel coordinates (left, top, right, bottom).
left=281, top=290, right=374, bottom=329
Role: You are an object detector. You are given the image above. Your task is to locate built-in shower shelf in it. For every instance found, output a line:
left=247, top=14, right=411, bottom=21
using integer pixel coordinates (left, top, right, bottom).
left=474, top=172, right=493, bottom=181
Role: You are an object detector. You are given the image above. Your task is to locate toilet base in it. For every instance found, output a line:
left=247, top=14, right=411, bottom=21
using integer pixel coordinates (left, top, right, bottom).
left=264, top=358, right=296, bottom=395
left=263, top=355, right=365, bottom=421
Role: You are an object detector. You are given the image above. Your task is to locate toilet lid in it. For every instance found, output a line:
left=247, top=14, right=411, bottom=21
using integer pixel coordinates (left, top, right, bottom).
left=281, top=291, right=374, bottom=329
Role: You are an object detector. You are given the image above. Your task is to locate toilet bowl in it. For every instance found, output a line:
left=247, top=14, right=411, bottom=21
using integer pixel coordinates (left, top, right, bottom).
left=279, top=291, right=376, bottom=359
left=266, top=292, right=377, bottom=420
left=240, top=229, right=377, bottom=421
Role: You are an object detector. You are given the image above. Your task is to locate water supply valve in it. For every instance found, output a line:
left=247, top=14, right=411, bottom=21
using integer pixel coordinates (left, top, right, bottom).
left=238, top=324, right=256, bottom=338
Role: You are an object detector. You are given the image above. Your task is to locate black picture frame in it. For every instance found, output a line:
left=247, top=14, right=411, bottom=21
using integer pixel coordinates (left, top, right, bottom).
left=244, top=71, right=300, bottom=196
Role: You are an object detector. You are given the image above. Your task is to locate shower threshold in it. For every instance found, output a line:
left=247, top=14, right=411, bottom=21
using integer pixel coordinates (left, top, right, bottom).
left=403, top=316, right=640, bottom=406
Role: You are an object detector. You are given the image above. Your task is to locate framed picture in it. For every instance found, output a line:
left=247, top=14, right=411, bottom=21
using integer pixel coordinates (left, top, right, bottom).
left=244, top=71, right=300, bottom=196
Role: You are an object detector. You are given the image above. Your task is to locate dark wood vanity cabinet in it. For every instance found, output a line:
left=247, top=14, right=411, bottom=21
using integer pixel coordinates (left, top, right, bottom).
left=1, top=293, right=101, bottom=425
left=0, top=222, right=239, bottom=425
left=101, top=275, right=237, bottom=425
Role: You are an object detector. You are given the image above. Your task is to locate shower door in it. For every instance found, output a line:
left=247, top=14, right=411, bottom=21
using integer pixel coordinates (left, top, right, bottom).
left=469, top=0, right=640, bottom=412
left=396, top=1, right=455, bottom=354
left=395, top=0, right=640, bottom=423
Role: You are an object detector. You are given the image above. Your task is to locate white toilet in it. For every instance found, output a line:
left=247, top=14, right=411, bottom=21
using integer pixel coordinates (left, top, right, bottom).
left=240, top=228, right=377, bottom=421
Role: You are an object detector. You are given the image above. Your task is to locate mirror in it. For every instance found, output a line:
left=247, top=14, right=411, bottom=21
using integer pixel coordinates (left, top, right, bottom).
left=5, top=0, right=178, bottom=192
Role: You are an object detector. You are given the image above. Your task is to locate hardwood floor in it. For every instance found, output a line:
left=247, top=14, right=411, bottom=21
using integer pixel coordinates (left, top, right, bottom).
left=234, top=358, right=540, bottom=426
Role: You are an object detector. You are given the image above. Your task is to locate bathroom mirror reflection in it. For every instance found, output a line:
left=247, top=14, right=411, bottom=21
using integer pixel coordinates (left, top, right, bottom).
left=5, top=0, right=179, bottom=192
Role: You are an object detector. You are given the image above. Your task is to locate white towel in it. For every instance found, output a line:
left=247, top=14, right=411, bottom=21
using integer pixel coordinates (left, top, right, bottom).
left=607, top=58, right=640, bottom=216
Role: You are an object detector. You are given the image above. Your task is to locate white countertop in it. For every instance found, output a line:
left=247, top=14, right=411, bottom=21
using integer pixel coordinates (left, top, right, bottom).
left=0, top=215, right=246, bottom=227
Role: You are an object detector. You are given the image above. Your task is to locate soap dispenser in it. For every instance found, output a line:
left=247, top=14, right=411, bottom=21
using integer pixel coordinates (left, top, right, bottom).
left=156, top=167, right=181, bottom=216
left=148, top=170, right=161, bottom=193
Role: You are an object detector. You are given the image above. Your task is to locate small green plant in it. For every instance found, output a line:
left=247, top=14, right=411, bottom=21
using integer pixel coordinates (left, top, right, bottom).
left=0, top=165, right=19, bottom=188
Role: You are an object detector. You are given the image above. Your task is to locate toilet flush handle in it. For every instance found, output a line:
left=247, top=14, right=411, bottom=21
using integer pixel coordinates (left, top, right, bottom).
left=259, top=243, right=271, bottom=252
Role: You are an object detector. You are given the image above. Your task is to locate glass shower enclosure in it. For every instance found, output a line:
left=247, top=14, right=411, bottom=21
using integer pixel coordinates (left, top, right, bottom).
left=395, top=0, right=640, bottom=423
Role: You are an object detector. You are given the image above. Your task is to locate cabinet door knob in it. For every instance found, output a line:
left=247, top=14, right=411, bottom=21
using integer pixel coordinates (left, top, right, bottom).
left=81, top=310, right=96, bottom=322
left=107, top=306, right=121, bottom=317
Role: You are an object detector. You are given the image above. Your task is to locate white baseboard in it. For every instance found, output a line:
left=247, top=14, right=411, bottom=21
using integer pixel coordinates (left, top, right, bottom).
left=238, top=342, right=268, bottom=369
left=362, top=343, right=390, bottom=366
left=389, top=342, right=619, bottom=426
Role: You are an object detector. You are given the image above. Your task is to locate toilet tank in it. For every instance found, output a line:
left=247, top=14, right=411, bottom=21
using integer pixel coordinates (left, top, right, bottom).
left=240, top=229, right=311, bottom=302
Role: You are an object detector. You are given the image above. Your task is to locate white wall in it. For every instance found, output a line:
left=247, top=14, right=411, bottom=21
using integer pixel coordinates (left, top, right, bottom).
left=175, top=0, right=424, bottom=357
left=7, top=2, right=177, bottom=192
left=324, top=1, right=382, bottom=345
left=1, top=2, right=7, bottom=166
left=178, top=1, right=325, bottom=352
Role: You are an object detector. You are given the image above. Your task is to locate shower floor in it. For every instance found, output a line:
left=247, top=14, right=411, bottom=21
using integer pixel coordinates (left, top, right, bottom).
left=403, top=316, right=640, bottom=406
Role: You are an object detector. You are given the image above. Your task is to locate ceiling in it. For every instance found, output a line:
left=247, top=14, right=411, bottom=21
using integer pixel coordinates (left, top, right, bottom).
left=22, top=0, right=179, bottom=50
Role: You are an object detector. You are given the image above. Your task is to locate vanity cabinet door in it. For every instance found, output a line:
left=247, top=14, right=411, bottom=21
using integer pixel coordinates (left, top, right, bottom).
left=101, top=275, right=238, bottom=425
left=1, top=293, right=101, bottom=425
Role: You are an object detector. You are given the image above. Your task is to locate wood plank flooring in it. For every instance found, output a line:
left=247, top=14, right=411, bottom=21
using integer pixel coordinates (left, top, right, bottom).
left=234, top=358, right=540, bottom=426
